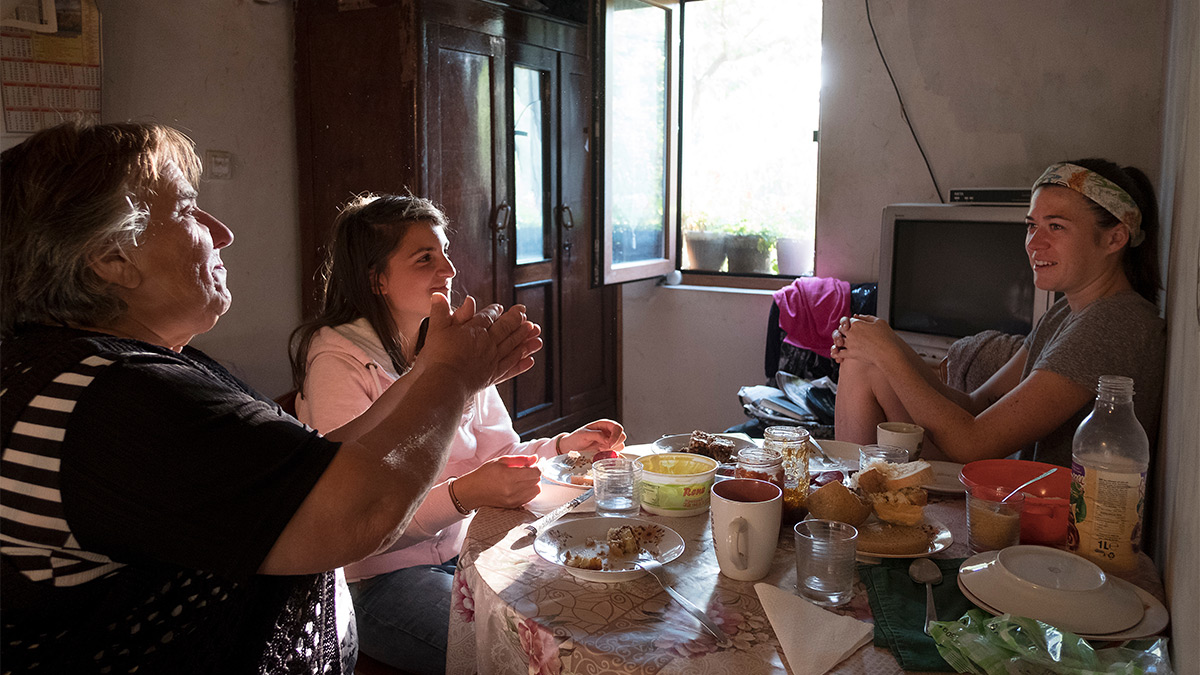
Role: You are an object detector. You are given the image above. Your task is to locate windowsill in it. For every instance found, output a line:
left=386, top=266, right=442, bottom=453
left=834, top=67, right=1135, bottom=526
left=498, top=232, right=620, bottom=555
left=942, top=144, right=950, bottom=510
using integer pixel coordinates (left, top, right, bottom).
left=677, top=271, right=797, bottom=292
left=661, top=283, right=776, bottom=296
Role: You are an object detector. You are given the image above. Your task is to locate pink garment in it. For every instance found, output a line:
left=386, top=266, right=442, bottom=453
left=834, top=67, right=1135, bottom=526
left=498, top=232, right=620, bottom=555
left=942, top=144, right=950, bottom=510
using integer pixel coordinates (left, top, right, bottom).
left=295, top=319, right=558, bottom=582
left=771, top=276, right=851, bottom=354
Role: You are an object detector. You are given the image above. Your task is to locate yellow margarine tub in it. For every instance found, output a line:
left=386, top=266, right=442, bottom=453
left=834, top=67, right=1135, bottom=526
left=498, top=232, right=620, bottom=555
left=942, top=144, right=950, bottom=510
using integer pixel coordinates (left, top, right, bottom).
left=636, top=452, right=719, bottom=517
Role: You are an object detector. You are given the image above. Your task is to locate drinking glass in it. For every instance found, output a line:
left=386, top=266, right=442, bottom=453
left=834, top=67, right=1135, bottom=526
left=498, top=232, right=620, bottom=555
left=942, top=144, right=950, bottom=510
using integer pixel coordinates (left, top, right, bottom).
left=794, top=519, right=858, bottom=606
left=593, top=458, right=642, bottom=517
left=859, top=444, right=909, bottom=471
left=966, top=484, right=1025, bottom=554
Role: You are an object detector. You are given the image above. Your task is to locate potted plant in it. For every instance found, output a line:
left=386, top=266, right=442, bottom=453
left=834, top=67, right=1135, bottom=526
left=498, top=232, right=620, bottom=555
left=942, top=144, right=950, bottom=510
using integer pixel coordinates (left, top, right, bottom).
left=681, top=213, right=728, bottom=271
left=775, top=231, right=814, bottom=276
left=723, top=221, right=776, bottom=274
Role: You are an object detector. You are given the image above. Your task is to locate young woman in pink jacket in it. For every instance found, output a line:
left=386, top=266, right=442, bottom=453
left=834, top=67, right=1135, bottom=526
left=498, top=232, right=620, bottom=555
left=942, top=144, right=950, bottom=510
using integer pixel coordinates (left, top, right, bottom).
left=289, top=193, right=624, bottom=673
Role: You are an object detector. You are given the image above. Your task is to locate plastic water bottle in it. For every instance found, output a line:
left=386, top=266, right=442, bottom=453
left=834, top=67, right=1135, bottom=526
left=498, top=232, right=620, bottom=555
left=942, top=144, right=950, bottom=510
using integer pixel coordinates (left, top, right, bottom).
left=1068, top=375, right=1148, bottom=573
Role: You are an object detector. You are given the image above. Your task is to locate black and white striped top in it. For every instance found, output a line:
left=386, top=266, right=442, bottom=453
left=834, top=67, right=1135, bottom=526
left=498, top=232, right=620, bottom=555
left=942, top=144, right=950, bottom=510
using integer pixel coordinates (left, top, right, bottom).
left=2, top=353, right=125, bottom=587
left=1, top=325, right=343, bottom=674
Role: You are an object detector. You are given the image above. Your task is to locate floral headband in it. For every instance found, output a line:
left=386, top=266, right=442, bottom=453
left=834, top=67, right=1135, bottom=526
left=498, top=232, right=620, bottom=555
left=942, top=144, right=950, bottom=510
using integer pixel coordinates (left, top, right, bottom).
left=1033, top=162, right=1144, bottom=247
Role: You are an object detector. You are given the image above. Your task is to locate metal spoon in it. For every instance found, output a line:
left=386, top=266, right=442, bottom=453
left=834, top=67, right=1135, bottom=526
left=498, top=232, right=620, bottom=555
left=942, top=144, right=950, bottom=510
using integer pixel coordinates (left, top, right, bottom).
left=1002, top=468, right=1058, bottom=503
left=908, top=558, right=942, bottom=635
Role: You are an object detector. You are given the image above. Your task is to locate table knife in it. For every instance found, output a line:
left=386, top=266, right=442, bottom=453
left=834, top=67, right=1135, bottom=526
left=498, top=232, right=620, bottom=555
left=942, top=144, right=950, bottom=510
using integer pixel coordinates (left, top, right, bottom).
left=524, top=488, right=593, bottom=537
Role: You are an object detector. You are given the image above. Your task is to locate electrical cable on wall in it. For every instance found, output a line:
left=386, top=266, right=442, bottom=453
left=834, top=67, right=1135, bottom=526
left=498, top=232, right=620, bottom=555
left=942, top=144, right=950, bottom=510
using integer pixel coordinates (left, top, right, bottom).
left=865, top=0, right=944, bottom=203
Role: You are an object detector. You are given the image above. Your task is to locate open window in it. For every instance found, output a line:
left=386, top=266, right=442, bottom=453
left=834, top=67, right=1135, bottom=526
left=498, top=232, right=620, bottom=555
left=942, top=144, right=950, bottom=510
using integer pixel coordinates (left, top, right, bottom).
left=596, top=0, right=822, bottom=286
left=597, top=0, right=680, bottom=284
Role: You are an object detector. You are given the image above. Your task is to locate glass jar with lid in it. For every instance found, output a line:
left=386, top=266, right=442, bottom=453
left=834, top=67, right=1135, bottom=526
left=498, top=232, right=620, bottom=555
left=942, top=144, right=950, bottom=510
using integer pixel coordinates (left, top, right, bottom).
left=763, top=426, right=811, bottom=528
left=735, top=447, right=785, bottom=488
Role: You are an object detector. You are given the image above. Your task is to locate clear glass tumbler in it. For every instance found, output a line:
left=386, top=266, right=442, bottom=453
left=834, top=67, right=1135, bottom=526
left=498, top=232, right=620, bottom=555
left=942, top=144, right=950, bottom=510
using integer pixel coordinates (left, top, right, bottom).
left=794, top=519, right=859, bottom=606
left=859, top=443, right=910, bottom=472
left=593, top=457, right=642, bottom=517
left=966, top=484, right=1025, bottom=554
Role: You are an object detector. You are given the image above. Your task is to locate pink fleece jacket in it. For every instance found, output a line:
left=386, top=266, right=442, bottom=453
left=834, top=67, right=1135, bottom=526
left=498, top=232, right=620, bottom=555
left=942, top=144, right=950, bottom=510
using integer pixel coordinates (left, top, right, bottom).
left=295, top=319, right=558, bottom=582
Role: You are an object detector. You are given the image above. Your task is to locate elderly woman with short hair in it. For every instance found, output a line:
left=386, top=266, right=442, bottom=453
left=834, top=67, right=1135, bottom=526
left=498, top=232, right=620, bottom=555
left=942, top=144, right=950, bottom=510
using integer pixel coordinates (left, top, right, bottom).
left=0, top=120, right=541, bottom=674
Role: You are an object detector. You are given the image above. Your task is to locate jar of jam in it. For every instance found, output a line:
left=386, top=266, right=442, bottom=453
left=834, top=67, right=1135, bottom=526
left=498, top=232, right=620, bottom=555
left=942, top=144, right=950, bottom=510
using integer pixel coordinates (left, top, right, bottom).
left=735, top=447, right=784, bottom=489
left=763, top=426, right=811, bottom=528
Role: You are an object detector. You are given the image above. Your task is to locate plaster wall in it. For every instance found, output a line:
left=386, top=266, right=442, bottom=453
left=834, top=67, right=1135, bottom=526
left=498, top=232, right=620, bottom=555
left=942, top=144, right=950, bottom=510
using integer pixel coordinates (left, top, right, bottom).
left=98, top=0, right=301, bottom=397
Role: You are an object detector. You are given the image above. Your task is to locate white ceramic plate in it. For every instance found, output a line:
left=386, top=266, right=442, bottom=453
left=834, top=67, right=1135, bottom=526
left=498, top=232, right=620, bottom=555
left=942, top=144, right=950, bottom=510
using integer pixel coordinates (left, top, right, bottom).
left=923, top=460, right=966, bottom=494
left=528, top=480, right=596, bottom=514
left=853, top=517, right=953, bottom=559
left=533, top=517, right=685, bottom=583
left=809, top=439, right=861, bottom=472
left=540, top=454, right=593, bottom=489
left=956, top=556, right=1168, bottom=640
left=957, top=547, right=1144, bottom=635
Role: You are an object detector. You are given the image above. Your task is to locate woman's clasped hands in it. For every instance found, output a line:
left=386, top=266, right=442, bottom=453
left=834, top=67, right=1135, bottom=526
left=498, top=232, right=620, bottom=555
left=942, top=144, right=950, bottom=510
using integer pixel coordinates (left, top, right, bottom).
left=420, top=293, right=543, bottom=390
left=830, top=314, right=906, bottom=366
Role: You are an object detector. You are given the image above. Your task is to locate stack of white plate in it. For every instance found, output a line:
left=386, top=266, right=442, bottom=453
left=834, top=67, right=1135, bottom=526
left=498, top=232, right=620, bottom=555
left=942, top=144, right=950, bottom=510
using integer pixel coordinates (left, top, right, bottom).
left=957, top=546, right=1169, bottom=640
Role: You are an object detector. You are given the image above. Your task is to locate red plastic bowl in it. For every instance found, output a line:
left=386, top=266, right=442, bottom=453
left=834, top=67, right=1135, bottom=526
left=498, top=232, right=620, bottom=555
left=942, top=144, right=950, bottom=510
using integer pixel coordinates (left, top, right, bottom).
left=959, top=459, right=1070, bottom=546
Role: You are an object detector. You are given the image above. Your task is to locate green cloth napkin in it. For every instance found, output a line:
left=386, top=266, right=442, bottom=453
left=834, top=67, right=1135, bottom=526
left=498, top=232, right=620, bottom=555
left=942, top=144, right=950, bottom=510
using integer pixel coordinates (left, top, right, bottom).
left=858, top=557, right=974, bottom=672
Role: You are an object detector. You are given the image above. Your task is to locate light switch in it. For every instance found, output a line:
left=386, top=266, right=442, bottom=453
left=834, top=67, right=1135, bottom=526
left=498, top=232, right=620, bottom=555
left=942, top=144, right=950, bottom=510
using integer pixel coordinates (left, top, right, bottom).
left=205, top=150, right=233, bottom=180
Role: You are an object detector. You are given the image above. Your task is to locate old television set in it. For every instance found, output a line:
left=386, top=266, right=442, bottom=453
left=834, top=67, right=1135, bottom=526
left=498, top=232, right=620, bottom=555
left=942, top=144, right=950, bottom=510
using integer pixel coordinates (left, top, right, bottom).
left=878, top=203, right=1055, bottom=364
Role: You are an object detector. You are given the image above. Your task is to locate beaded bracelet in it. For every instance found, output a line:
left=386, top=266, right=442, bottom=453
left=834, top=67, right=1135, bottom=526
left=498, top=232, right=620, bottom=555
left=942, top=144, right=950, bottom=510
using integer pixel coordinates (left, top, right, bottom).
left=447, top=476, right=472, bottom=516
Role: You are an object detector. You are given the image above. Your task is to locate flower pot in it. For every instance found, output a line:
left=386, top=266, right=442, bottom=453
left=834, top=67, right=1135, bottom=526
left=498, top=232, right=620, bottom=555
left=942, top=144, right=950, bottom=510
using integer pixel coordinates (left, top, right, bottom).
left=682, top=231, right=728, bottom=271
left=726, top=234, right=771, bottom=274
left=776, top=236, right=814, bottom=276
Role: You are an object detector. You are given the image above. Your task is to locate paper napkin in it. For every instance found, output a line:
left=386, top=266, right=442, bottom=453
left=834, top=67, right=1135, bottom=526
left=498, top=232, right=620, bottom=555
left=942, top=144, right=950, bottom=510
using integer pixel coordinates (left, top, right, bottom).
left=755, top=583, right=873, bottom=675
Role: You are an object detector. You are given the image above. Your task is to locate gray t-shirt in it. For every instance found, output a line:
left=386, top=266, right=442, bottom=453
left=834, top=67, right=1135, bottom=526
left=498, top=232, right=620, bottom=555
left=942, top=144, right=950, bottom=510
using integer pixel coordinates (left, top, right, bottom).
left=1019, top=292, right=1166, bottom=466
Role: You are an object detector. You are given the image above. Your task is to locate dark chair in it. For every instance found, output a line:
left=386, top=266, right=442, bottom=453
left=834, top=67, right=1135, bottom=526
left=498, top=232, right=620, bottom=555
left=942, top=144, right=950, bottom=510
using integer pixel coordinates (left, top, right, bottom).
left=354, top=652, right=412, bottom=675
left=274, top=389, right=298, bottom=417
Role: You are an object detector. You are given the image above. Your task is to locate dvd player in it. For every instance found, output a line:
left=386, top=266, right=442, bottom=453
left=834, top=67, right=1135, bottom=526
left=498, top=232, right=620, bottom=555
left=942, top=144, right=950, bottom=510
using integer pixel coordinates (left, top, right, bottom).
left=949, top=188, right=1032, bottom=204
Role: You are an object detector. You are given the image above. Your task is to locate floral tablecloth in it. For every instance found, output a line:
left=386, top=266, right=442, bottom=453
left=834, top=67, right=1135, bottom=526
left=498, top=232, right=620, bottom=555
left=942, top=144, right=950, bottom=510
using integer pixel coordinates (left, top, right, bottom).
left=448, top=492, right=972, bottom=675
left=446, top=491, right=1164, bottom=675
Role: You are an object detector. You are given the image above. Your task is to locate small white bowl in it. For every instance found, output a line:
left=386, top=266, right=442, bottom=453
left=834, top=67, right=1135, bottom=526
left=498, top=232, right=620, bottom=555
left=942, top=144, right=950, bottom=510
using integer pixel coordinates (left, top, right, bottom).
left=635, top=452, right=719, bottom=517
left=958, top=545, right=1143, bottom=635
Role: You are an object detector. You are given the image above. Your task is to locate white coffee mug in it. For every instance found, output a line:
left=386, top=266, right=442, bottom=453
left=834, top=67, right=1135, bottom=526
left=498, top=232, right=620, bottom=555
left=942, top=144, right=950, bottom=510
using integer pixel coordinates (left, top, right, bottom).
left=877, top=422, right=925, bottom=459
left=709, top=478, right=782, bottom=581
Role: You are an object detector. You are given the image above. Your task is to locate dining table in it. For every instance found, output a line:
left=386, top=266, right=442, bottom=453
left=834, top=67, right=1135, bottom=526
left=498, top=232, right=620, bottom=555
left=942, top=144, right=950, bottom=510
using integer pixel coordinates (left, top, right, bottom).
left=444, top=445, right=1168, bottom=675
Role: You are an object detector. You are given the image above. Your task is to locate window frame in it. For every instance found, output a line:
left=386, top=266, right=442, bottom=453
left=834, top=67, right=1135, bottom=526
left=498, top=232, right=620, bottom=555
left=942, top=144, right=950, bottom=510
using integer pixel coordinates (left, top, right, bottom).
left=595, top=0, right=819, bottom=289
left=595, top=0, right=680, bottom=285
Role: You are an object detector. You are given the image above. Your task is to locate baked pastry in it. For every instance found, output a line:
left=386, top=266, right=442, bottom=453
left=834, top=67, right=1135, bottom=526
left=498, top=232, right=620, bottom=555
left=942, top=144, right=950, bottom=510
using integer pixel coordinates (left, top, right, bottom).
left=854, top=519, right=937, bottom=556
left=869, top=486, right=928, bottom=526
left=685, top=430, right=736, bottom=464
left=806, top=480, right=872, bottom=526
left=853, top=459, right=933, bottom=492
left=852, top=459, right=932, bottom=526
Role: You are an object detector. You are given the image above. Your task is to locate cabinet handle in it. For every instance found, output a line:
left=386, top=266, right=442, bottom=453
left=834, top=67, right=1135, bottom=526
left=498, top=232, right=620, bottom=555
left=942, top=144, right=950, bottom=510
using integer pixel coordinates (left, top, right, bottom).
left=491, top=202, right=511, bottom=243
left=558, top=204, right=575, bottom=230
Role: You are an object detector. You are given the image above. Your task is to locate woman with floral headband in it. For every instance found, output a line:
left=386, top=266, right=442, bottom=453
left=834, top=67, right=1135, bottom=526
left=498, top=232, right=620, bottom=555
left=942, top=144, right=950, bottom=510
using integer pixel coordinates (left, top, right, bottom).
left=831, top=158, right=1165, bottom=466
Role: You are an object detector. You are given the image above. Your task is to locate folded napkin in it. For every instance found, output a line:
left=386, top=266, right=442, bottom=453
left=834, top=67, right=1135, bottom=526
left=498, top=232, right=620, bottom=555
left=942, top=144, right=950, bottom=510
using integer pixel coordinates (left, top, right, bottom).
left=755, top=583, right=873, bottom=675
left=858, top=558, right=974, bottom=672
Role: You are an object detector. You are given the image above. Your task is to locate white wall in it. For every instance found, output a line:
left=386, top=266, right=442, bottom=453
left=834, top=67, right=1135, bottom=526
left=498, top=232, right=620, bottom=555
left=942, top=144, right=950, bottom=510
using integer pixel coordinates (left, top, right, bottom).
left=1152, top=0, right=1199, bottom=669
left=99, top=0, right=300, bottom=397
left=816, top=0, right=1169, bottom=283
left=621, top=282, right=775, bottom=443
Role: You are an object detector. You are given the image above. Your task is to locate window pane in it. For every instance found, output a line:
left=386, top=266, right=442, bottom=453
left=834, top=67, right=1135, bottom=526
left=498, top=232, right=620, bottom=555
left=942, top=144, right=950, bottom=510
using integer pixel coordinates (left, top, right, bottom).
left=514, top=65, right=546, bottom=264
left=608, top=0, right=667, bottom=265
left=681, top=0, right=821, bottom=275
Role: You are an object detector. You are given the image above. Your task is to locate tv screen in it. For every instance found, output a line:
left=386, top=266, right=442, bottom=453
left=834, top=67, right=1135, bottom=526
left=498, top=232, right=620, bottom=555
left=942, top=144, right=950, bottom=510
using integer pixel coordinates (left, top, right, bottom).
left=889, top=218, right=1035, bottom=338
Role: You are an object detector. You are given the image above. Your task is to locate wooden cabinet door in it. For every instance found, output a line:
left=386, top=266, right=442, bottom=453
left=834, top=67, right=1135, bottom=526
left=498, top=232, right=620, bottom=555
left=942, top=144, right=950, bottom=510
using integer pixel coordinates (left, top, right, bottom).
left=424, top=24, right=508, bottom=311
left=556, top=51, right=618, bottom=427
left=508, top=42, right=560, bottom=431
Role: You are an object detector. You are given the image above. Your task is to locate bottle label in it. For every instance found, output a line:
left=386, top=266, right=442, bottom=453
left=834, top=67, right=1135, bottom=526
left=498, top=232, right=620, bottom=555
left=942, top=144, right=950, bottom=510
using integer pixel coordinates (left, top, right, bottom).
left=1068, top=460, right=1145, bottom=572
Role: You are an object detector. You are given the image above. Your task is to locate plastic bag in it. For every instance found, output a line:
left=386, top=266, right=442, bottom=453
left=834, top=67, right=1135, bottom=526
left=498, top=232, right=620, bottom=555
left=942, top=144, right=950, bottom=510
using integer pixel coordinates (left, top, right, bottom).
left=930, top=609, right=1173, bottom=674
